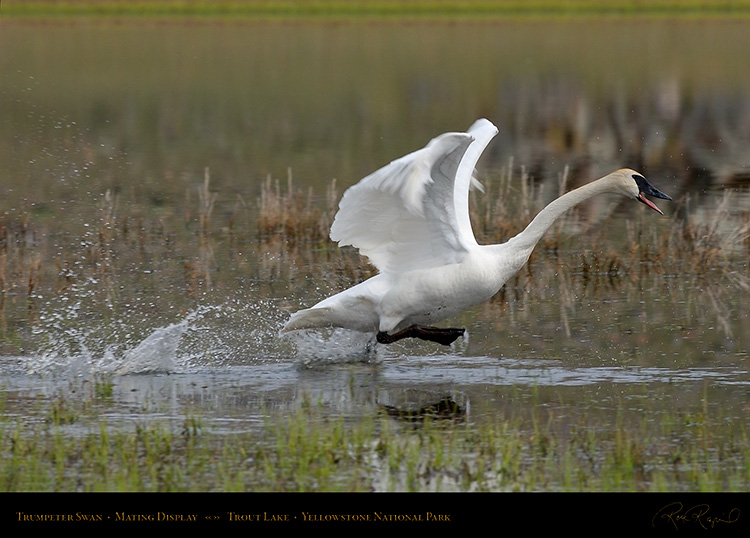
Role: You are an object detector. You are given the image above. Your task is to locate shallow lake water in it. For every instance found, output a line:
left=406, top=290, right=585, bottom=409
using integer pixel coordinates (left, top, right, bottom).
left=1, top=17, right=750, bottom=488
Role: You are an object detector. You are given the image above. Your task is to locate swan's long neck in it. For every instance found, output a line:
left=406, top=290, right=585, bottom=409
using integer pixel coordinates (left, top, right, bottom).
left=506, top=177, right=614, bottom=254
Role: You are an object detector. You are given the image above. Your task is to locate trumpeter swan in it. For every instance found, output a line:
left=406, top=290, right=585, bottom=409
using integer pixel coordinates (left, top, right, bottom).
left=282, top=118, right=671, bottom=345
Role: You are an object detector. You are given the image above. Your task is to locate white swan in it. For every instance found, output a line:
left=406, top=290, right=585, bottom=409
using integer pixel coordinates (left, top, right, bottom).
left=282, top=118, right=671, bottom=345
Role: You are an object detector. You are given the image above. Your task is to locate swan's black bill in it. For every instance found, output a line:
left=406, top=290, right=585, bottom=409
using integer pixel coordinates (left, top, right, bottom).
left=633, top=174, right=672, bottom=215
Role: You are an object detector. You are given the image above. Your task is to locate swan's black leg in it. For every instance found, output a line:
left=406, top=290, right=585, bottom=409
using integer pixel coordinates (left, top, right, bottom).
left=377, top=325, right=465, bottom=346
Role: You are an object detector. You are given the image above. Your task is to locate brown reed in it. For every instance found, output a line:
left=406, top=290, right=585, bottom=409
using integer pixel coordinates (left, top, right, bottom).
left=256, top=168, right=338, bottom=244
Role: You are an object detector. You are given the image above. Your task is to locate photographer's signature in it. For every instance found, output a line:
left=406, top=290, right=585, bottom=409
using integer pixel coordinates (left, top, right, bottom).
left=652, top=502, right=740, bottom=530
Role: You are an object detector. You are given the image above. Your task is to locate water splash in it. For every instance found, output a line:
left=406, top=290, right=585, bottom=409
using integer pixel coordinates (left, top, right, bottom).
left=23, top=279, right=389, bottom=377
left=284, top=328, right=384, bottom=368
left=24, top=295, right=296, bottom=376
left=27, top=308, right=200, bottom=376
left=114, top=318, right=190, bottom=375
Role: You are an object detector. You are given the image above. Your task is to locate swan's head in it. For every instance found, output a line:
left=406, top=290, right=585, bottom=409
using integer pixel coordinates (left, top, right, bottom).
left=613, top=168, right=672, bottom=215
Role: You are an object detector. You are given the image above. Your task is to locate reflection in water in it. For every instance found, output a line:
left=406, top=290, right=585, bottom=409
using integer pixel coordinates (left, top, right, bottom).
left=379, top=396, right=466, bottom=423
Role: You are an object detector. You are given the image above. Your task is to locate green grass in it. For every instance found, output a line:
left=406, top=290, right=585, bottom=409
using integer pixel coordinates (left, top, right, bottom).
left=6, top=0, right=750, bottom=20
left=2, top=389, right=749, bottom=492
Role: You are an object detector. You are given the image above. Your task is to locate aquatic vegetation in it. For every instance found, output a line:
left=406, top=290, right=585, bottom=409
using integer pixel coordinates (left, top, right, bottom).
left=2, top=391, right=749, bottom=492
left=257, top=169, right=338, bottom=245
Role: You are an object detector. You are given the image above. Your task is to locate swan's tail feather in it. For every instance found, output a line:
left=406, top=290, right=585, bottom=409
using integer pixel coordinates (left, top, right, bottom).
left=281, top=307, right=334, bottom=333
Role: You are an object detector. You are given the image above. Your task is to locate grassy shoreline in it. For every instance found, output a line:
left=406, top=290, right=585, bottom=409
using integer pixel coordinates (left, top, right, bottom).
left=5, top=0, right=750, bottom=21
left=3, top=387, right=749, bottom=492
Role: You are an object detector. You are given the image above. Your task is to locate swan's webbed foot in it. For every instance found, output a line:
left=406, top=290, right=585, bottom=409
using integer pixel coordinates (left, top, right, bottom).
left=377, top=325, right=465, bottom=346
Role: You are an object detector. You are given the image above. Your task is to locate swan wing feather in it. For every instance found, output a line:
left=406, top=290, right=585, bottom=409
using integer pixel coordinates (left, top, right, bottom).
left=330, top=130, right=478, bottom=273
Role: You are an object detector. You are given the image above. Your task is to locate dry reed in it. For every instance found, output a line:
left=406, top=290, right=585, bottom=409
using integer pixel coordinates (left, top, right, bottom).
left=256, top=168, right=338, bottom=244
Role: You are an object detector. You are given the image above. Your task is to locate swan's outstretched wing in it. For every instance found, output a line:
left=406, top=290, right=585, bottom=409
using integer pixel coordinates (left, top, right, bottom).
left=454, top=118, right=500, bottom=247
left=330, top=119, right=498, bottom=274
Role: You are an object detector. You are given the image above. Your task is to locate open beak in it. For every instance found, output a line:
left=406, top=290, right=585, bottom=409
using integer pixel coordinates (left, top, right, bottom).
left=633, top=174, right=672, bottom=215
left=637, top=192, right=665, bottom=214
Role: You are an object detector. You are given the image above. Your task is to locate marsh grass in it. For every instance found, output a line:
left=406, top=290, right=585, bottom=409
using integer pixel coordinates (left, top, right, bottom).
left=257, top=168, right=338, bottom=245
left=2, top=390, right=749, bottom=492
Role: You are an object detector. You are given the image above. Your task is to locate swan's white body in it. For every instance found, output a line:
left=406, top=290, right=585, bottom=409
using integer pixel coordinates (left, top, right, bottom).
left=282, top=118, right=670, bottom=343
